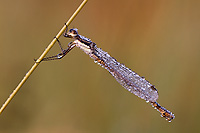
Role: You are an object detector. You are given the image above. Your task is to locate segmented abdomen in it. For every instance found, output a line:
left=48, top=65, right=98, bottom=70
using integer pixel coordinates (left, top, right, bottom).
left=92, top=46, right=159, bottom=102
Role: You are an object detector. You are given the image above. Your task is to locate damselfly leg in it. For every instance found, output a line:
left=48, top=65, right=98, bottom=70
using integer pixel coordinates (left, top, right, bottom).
left=35, top=24, right=74, bottom=62
left=41, top=40, right=76, bottom=61
left=56, top=37, right=64, bottom=52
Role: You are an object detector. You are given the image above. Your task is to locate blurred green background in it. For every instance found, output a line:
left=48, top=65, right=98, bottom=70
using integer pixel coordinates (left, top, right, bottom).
left=0, top=0, right=200, bottom=132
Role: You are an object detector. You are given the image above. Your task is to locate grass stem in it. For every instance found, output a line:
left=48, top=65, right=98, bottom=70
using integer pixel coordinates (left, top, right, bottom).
left=0, top=0, right=88, bottom=115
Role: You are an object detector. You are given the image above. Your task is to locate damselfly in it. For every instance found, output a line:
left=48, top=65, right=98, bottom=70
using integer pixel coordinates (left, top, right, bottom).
left=40, top=26, right=175, bottom=122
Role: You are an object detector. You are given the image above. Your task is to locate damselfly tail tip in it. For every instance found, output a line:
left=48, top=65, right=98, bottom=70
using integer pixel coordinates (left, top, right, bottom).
left=150, top=102, right=175, bottom=122
left=160, top=110, right=175, bottom=122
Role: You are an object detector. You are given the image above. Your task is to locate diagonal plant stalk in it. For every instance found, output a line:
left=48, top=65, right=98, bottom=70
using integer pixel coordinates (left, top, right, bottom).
left=0, top=0, right=88, bottom=115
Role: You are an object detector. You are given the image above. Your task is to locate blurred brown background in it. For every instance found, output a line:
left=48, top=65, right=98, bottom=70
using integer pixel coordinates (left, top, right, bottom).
left=0, top=0, right=200, bottom=133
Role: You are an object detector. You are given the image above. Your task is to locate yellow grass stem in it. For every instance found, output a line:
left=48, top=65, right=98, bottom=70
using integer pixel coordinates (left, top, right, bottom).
left=0, top=0, right=88, bottom=115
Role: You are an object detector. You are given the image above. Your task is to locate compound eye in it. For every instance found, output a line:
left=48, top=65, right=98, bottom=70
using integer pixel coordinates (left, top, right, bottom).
left=72, top=30, right=77, bottom=35
left=69, top=28, right=78, bottom=34
left=69, top=29, right=74, bottom=33
left=73, top=29, right=78, bottom=34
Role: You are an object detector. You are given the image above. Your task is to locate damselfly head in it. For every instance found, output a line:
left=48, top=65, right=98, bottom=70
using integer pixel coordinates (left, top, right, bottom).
left=66, top=28, right=78, bottom=38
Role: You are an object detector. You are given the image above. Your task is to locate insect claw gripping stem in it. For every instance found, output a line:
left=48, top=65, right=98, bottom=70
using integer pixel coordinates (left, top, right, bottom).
left=63, top=23, right=68, bottom=37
